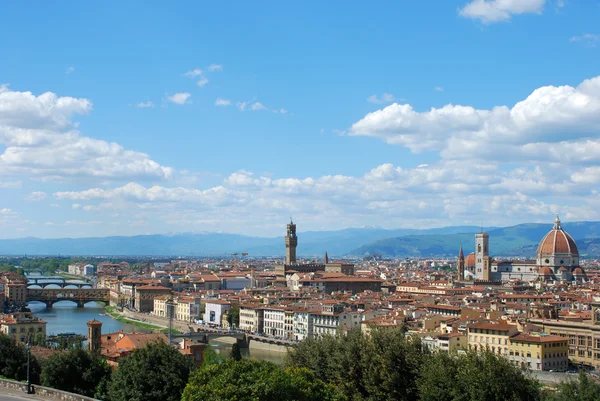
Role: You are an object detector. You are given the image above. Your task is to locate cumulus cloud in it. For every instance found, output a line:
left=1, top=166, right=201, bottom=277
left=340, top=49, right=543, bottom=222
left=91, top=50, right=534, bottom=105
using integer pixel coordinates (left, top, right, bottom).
left=0, top=86, right=173, bottom=182
left=197, top=77, right=209, bottom=87
left=251, top=102, right=267, bottom=111
left=570, top=34, right=600, bottom=47
left=459, top=0, right=546, bottom=23
left=207, top=64, right=223, bottom=72
left=367, top=93, right=395, bottom=104
left=350, top=76, right=600, bottom=158
left=167, top=92, right=191, bottom=105
left=182, top=68, right=202, bottom=78
left=136, top=101, right=154, bottom=108
left=48, top=159, right=600, bottom=234
left=215, top=98, right=231, bottom=106
left=26, top=191, right=47, bottom=201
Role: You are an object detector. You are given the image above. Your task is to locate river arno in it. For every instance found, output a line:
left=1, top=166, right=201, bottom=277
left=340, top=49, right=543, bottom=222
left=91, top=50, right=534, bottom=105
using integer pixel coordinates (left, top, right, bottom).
left=27, top=301, right=285, bottom=363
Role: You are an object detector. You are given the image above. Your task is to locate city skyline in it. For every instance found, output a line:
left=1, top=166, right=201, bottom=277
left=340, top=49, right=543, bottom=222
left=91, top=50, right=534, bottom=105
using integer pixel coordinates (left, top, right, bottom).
left=1, top=1, right=600, bottom=238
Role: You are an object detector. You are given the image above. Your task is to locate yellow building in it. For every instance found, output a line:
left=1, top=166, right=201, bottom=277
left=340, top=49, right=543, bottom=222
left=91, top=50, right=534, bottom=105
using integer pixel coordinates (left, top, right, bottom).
left=0, top=313, right=47, bottom=343
left=508, top=333, right=568, bottom=371
left=467, top=321, right=518, bottom=355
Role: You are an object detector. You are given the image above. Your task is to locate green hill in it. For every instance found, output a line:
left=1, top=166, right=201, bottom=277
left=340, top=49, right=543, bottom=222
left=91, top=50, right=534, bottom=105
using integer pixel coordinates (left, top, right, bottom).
left=350, top=221, right=600, bottom=258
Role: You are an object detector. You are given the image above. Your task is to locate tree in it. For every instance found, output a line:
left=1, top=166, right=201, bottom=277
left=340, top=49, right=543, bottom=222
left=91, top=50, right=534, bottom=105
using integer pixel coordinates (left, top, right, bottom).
left=108, top=341, right=194, bottom=401
left=0, top=334, right=41, bottom=383
left=542, top=372, right=600, bottom=401
left=181, top=359, right=344, bottom=401
left=226, top=305, right=240, bottom=328
left=285, top=328, right=425, bottom=401
left=417, top=350, right=541, bottom=401
left=230, top=342, right=242, bottom=361
left=41, top=348, right=112, bottom=398
left=201, top=344, right=221, bottom=366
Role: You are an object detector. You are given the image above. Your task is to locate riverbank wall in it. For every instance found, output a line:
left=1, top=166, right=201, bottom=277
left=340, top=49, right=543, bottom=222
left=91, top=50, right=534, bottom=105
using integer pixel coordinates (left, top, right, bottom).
left=0, top=378, right=100, bottom=401
left=249, top=339, right=289, bottom=353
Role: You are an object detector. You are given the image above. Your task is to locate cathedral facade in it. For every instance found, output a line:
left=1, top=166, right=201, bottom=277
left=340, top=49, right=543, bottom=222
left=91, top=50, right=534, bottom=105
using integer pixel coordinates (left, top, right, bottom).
left=458, top=215, right=585, bottom=283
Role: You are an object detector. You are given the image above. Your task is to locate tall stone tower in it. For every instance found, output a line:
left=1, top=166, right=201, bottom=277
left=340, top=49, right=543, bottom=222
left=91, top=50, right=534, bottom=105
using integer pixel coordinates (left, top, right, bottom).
left=285, top=219, right=298, bottom=265
left=87, top=319, right=102, bottom=354
left=457, top=246, right=465, bottom=280
left=475, top=232, right=489, bottom=280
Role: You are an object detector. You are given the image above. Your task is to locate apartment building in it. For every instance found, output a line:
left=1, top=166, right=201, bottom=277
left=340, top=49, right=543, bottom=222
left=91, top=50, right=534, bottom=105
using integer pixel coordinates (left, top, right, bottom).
left=239, top=304, right=264, bottom=333
left=508, top=333, right=569, bottom=371
left=263, top=306, right=287, bottom=338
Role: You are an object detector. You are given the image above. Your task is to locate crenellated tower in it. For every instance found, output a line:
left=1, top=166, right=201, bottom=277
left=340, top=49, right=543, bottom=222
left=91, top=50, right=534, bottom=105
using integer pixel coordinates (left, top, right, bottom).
left=285, top=218, right=298, bottom=265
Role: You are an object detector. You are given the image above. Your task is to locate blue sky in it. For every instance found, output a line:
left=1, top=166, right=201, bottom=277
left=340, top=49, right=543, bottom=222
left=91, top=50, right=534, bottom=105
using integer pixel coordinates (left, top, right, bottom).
left=1, top=0, right=599, bottom=238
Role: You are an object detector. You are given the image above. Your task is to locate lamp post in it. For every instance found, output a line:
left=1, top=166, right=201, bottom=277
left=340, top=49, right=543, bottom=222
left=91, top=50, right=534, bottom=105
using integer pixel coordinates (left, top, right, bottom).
left=26, top=342, right=32, bottom=394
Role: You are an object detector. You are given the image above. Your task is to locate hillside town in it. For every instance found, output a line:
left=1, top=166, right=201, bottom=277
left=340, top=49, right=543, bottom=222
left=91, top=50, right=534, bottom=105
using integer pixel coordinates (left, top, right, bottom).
left=2, top=216, right=600, bottom=373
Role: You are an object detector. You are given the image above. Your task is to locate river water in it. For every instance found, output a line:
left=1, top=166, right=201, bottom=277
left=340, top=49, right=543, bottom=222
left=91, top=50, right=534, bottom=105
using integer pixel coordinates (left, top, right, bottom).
left=25, top=275, right=285, bottom=363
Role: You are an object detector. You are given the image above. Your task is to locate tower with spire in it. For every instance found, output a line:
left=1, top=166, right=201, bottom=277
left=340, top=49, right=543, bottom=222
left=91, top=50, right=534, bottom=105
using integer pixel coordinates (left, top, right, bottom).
left=457, top=246, right=465, bottom=281
left=285, top=218, right=298, bottom=265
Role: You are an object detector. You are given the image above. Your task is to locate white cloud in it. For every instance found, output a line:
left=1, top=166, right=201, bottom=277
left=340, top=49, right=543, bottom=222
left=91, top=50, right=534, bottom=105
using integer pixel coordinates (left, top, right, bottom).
left=26, top=191, right=47, bottom=201
left=434, top=86, right=444, bottom=92
left=237, top=101, right=249, bottom=111
left=0, top=208, right=16, bottom=215
left=0, top=180, right=21, bottom=188
left=136, top=101, right=154, bottom=108
left=183, top=68, right=202, bottom=78
left=570, top=34, right=600, bottom=47
left=72, top=203, right=81, bottom=209
left=215, top=98, right=231, bottom=106
left=207, top=64, right=223, bottom=72
left=48, top=157, right=600, bottom=235
left=367, top=93, right=395, bottom=104
left=350, top=76, right=600, bottom=157
left=251, top=102, right=267, bottom=111
left=167, top=92, right=191, bottom=105
left=459, top=0, right=546, bottom=23
left=65, top=66, right=75, bottom=75
left=197, top=77, right=209, bottom=87
left=0, top=87, right=173, bottom=182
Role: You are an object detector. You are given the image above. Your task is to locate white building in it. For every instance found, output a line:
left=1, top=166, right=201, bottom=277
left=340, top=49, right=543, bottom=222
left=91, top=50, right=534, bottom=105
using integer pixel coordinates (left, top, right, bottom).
left=203, top=300, right=231, bottom=326
left=239, top=304, right=264, bottom=333
left=310, top=303, right=344, bottom=338
left=292, top=308, right=313, bottom=341
left=263, top=306, right=287, bottom=338
left=176, top=297, right=202, bottom=322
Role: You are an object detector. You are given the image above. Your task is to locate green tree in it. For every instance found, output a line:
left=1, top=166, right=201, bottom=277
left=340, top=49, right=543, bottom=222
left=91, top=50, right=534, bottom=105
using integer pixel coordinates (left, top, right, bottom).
left=285, top=328, right=425, bottom=401
left=417, top=350, right=540, bottom=401
left=542, top=372, right=600, bottom=401
left=201, top=344, right=221, bottom=366
left=41, top=348, right=112, bottom=398
left=230, top=342, right=242, bottom=361
left=0, top=334, right=41, bottom=383
left=182, top=358, right=345, bottom=401
left=226, top=305, right=240, bottom=328
left=108, top=341, right=194, bottom=401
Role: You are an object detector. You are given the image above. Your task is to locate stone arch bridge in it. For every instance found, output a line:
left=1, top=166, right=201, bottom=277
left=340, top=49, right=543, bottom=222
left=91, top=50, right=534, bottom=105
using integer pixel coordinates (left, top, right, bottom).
left=26, top=288, right=109, bottom=308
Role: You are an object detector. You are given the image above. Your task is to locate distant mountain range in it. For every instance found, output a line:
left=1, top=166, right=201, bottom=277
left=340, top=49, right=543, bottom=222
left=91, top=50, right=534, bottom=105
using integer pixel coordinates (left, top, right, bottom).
left=351, top=221, right=600, bottom=258
left=0, top=222, right=599, bottom=258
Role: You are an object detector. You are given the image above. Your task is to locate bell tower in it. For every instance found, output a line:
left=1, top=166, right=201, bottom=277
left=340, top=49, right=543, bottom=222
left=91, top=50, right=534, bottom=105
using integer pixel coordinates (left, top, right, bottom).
left=475, top=232, right=489, bottom=280
left=457, top=246, right=465, bottom=280
left=285, top=218, right=297, bottom=265
left=87, top=319, right=102, bottom=354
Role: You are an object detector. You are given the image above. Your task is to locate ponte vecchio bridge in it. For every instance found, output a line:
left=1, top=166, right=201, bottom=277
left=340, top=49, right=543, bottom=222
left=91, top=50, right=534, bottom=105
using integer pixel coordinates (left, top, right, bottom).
left=27, top=276, right=92, bottom=289
left=26, top=288, right=109, bottom=308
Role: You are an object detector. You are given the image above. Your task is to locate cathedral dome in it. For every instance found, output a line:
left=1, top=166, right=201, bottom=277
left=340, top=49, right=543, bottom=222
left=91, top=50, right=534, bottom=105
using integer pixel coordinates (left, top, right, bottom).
left=538, top=266, right=554, bottom=276
left=536, top=214, right=579, bottom=268
left=573, top=267, right=584, bottom=276
left=465, top=253, right=475, bottom=267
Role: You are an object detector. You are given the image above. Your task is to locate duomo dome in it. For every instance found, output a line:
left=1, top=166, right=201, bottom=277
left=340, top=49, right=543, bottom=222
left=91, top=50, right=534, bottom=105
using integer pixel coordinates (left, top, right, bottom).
left=536, top=214, right=579, bottom=268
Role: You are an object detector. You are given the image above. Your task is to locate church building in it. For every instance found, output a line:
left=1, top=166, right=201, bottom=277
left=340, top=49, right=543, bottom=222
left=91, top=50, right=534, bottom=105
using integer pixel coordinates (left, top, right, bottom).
left=457, top=215, right=585, bottom=283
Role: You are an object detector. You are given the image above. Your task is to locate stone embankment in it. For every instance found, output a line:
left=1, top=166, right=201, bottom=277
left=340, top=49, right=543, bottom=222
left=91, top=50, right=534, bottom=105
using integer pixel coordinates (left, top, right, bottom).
left=0, top=378, right=100, bottom=401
